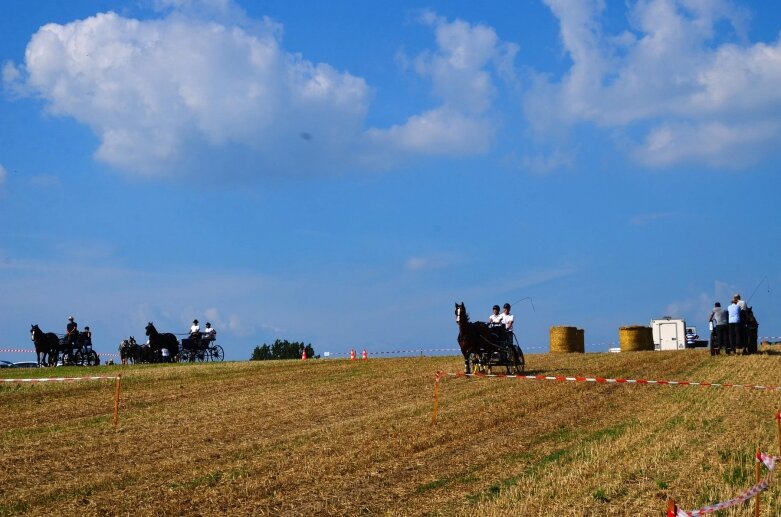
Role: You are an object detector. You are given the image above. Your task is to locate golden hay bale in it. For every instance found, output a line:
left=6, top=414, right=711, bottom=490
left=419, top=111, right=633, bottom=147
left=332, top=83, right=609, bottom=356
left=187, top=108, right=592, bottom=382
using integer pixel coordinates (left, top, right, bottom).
left=619, top=325, right=654, bottom=352
left=550, top=326, right=584, bottom=353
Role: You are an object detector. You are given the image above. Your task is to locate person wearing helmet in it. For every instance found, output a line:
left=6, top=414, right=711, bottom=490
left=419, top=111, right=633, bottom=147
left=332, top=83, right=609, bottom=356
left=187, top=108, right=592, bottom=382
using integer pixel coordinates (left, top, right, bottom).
left=203, top=322, right=216, bottom=342
left=500, top=303, right=514, bottom=332
left=189, top=319, right=200, bottom=339
left=488, top=305, right=503, bottom=327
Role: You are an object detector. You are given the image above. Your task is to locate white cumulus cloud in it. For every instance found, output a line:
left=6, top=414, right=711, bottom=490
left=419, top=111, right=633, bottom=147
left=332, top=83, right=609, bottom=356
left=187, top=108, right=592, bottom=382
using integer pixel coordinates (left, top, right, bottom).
left=526, top=0, right=781, bottom=168
left=368, top=12, right=517, bottom=158
left=4, top=4, right=514, bottom=180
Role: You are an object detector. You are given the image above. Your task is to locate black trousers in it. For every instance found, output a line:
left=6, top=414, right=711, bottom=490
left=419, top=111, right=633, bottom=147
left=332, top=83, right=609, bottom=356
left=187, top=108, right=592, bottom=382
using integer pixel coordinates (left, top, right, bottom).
left=728, top=323, right=742, bottom=351
left=713, top=325, right=728, bottom=351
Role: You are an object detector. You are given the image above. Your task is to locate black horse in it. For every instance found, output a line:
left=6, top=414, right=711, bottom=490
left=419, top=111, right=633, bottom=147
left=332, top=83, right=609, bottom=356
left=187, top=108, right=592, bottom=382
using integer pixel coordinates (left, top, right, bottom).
left=455, top=302, right=523, bottom=375
left=744, top=306, right=759, bottom=354
left=30, top=324, right=59, bottom=366
left=145, top=322, right=179, bottom=362
left=119, top=336, right=140, bottom=364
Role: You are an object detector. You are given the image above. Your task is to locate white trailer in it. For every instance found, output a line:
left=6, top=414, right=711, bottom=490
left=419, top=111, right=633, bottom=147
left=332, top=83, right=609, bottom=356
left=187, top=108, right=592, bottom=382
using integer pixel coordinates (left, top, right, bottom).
left=651, top=317, right=686, bottom=351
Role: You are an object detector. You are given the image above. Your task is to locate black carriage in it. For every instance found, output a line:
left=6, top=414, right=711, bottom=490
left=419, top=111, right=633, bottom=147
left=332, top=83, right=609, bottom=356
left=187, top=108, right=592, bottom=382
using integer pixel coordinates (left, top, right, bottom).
left=57, top=332, right=99, bottom=366
left=179, top=335, right=224, bottom=363
left=469, top=325, right=525, bottom=375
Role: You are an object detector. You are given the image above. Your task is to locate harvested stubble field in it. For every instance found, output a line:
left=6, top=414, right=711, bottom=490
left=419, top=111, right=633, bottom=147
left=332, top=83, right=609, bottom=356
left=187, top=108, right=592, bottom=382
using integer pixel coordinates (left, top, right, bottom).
left=2, top=351, right=781, bottom=516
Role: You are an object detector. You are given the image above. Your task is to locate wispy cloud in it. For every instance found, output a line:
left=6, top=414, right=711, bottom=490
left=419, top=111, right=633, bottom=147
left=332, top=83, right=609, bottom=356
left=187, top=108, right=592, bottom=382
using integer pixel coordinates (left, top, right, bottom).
left=405, top=256, right=449, bottom=271
left=526, top=0, right=781, bottom=168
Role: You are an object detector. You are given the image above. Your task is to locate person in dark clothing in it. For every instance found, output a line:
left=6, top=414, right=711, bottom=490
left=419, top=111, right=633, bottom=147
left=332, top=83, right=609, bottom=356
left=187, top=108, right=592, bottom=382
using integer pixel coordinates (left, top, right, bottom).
left=708, top=302, right=728, bottom=355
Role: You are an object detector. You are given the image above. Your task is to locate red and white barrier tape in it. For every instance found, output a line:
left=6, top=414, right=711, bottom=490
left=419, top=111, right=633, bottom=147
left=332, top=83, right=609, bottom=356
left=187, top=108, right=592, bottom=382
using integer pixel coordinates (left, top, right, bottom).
left=672, top=452, right=778, bottom=516
left=436, top=371, right=781, bottom=392
left=1, top=375, right=118, bottom=383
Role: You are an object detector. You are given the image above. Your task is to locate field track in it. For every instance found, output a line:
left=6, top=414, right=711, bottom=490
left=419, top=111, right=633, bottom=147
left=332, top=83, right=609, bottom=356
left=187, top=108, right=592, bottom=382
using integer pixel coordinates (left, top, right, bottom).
left=2, top=351, right=781, bottom=515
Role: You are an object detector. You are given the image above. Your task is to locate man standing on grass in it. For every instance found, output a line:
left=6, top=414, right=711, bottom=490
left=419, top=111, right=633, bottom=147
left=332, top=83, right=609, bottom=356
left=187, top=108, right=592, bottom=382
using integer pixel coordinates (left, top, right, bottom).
left=709, top=302, right=728, bottom=355
left=727, top=296, right=741, bottom=354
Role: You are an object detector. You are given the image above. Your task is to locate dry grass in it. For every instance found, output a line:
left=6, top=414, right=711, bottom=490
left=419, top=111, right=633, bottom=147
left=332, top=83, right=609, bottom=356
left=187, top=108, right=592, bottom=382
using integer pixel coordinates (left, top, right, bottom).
left=2, top=351, right=781, bottom=516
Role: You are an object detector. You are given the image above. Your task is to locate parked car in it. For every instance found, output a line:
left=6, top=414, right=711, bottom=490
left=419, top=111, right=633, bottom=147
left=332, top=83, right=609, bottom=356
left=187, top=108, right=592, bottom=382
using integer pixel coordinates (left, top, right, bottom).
left=12, top=361, right=39, bottom=368
left=0, top=360, right=17, bottom=368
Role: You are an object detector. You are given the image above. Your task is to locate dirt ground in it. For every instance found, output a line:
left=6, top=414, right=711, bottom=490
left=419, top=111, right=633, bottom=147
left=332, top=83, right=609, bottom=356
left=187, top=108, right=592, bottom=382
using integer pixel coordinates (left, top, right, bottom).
left=2, top=351, right=781, bottom=515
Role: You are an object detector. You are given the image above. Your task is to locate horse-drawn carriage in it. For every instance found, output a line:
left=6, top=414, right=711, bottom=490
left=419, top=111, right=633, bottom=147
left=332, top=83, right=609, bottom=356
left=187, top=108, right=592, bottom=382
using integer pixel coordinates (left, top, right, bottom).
left=455, top=302, right=525, bottom=375
left=179, top=334, right=224, bottom=362
left=118, top=322, right=224, bottom=364
left=30, top=325, right=99, bottom=366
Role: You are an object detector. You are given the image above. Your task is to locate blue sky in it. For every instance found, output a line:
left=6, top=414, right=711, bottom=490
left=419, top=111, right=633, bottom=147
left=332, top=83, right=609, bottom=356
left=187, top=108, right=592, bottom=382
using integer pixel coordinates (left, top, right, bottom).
left=1, top=0, right=779, bottom=360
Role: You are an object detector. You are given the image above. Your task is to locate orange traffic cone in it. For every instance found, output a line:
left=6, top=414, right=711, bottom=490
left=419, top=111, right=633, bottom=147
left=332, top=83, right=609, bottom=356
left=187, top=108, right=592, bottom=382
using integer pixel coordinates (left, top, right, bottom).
left=361, top=349, right=368, bottom=360
left=301, top=349, right=307, bottom=361
left=350, top=349, right=356, bottom=361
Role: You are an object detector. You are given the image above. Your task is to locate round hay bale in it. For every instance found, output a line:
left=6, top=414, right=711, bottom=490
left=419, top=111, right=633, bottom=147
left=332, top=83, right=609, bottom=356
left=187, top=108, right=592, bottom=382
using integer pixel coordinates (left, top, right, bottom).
left=550, top=326, right=583, bottom=353
left=619, top=325, right=654, bottom=352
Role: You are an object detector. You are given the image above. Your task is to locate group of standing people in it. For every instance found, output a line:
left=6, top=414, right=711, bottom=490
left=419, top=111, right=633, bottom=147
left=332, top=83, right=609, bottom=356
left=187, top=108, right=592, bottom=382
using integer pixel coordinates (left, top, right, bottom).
left=708, top=293, right=759, bottom=355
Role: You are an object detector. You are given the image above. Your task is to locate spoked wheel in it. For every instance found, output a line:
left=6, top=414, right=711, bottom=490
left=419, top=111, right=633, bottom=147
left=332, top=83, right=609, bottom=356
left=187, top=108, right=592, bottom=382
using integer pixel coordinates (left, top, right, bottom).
left=209, top=345, right=224, bottom=362
left=85, top=351, right=99, bottom=366
left=70, top=351, right=84, bottom=366
left=512, top=346, right=525, bottom=374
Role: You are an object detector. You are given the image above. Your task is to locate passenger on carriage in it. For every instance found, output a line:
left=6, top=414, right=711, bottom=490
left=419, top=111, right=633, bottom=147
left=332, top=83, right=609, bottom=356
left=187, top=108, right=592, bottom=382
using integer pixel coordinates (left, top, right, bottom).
left=488, top=305, right=503, bottom=327
left=500, top=303, right=514, bottom=333
left=203, top=322, right=216, bottom=342
left=189, top=319, right=200, bottom=339
left=82, top=326, right=92, bottom=346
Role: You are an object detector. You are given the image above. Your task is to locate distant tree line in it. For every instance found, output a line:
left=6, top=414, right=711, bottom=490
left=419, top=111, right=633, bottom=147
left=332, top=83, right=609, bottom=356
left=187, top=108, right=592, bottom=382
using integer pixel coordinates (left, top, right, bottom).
left=250, top=339, right=317, bottom=361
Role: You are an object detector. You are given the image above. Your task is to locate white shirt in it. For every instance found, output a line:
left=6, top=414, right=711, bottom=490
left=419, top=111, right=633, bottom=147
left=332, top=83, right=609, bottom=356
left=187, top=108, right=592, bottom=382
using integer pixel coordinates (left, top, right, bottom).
left=501, top=312, right=514, bottom=331
left=488, top=313, right=503, bottom=325
left=190, top=324, right=200, bottom=334
left=203, top=327, right=216, bottom=338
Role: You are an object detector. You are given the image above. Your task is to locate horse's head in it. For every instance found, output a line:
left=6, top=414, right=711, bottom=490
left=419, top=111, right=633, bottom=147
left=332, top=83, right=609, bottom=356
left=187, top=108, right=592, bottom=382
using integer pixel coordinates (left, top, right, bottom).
left=455, top=302, right=468, bottom=324
left=145, top=322, right=155, bottom=336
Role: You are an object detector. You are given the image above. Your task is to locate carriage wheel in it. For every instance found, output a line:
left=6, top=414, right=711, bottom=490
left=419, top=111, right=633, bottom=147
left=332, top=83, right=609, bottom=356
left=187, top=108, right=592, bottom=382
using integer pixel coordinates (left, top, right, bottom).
left=512, top=347, right=525, bottom=374
left=86, top=351, right=99, bottom=366
left=71, top=351, right=84, bottom=366
left=210, top=345, right=224, bottom=362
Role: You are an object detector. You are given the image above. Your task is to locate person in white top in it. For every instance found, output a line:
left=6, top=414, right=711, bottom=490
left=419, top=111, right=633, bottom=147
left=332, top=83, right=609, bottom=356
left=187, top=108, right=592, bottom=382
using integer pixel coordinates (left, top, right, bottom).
left=488, top=305, right=503, bottom=327
left=500, top=303, right=514, bottom=332
left=190, top=319, right=200, bottom=339
left=203, top=322, right=216, bottom=341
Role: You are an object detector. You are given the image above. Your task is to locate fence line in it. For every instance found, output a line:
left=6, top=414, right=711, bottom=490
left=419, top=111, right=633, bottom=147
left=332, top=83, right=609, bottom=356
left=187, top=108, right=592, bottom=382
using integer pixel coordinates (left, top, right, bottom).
left=1, top=375, right=122, bottom=427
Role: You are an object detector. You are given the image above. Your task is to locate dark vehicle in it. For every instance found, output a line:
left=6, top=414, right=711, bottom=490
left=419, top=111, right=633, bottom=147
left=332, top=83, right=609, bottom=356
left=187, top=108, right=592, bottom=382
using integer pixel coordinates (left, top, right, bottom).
left=57, top=332, right=99, bottom=366
left=13, top=361, right=40, bottom=368
left=455, top=302, right=525, bottom=375
left=0, top=360, right=17, bottom=368
left=180, top=334, right=224, bottom=362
